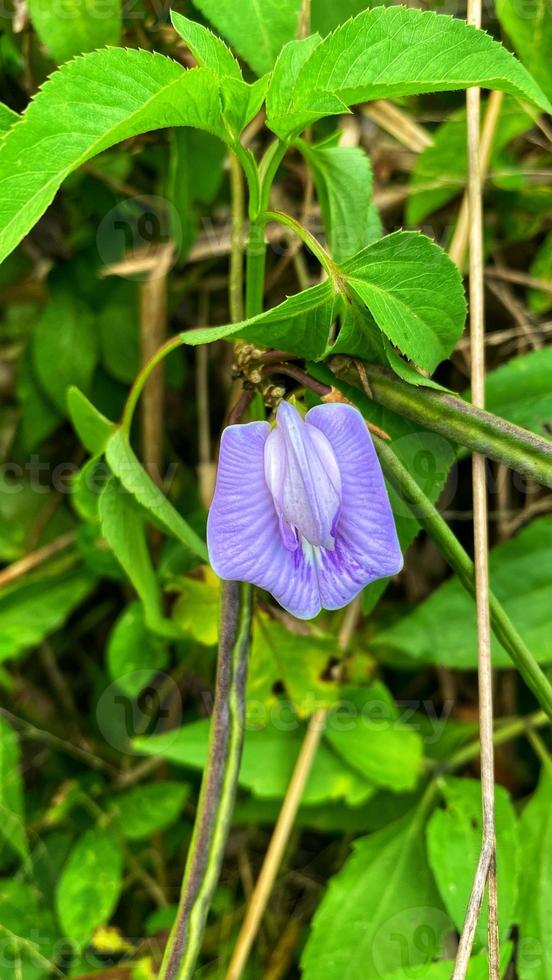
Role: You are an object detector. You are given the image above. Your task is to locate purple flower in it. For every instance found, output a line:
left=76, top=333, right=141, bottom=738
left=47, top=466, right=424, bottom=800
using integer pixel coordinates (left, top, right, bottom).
left=207, top=401, right=403, bottom=619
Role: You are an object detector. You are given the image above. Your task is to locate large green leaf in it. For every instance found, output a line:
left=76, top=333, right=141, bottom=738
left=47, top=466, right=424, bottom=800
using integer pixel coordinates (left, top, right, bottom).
left=427, top=778, right=519, bottom=948
left=340, top=231, right=467, bottom=372
left=134, top=719, right=376, bottom=806
left=0, top=716, right=28, bottom=864
left=28, top=0, right=122, bottom=64
left=373, top=516, right=552, bottom=668
left=407, top=96, right=533, bottom=225
left=0, top=51, right=236, bottom=265
left=299, top=139, right=381, bottom=262
left=190, top=0, right=301, bottom=76
left=301, top=805, right=447, bottom=978
left=105, top=430, right=208, bottom=561
left=56, top=829, right=123, bottom=950
left=517, top=770, right=552, bottom=980
left=496, top=0, right=552, bottom=100
left=0, top=567, right=95, bottom=663
left=266, top=7, right=552, bottom=138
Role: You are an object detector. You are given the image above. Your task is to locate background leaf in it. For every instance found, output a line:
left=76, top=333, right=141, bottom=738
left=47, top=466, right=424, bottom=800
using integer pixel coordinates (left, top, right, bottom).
left=109, top=782, right=190, bottom=840
left=496, top=0, right=552, bottom=100
left=28, top=0, right=122, bottom=64
left=190, top=0, right=301, bottom=76
left=33, top=289, right=99, bottom=415
left=0, top=715, right=28, bottom=864
left=56, top=828, right=123, bottom=949
left=517, top=770, right=552, bottom=980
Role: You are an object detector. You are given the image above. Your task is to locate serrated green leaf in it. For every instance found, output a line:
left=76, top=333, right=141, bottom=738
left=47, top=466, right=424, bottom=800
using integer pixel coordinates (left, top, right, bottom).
left=0, top=715, right=28, bottom=863
left=67, top=387, right=115, bottom=456
left=373, top=516, right=552, bottom=668
left=249, top=613, right=340, bottom=718
left=33, top=290, right=99, bottom=414
left=181, top=278, right=335, bottom=359
left=107, top=601, right=168, bottom=698
left=407, top=96, right=533, bottom=225
left=0, top=51, right=233, bottom=265
left=191, top=0, right=301, bottom=76
left=299, top=139, right=381, bottom=262
left=108, top=782, right=190, bottom=840
left=105, top=430, right=208, bottom=561
left=266, top=7, right=552, bottom=138
left=301, top=806, right=446, bottom=978
left=28, top=0, right=122, bottom=64
left=341, top=231, right=467, bottom=372
left=171, top=10, right=242, bottom=79
left=517, top=770, right=552, bottom=980
left=426, top=778, right=518, bottom=948
left=496, top=0, right=552, bottom=101
left=56, top=829, right=123, bottom=950
left=0, top=567, right=95, bottom=663
left=134, top=720, right=375, bottom=806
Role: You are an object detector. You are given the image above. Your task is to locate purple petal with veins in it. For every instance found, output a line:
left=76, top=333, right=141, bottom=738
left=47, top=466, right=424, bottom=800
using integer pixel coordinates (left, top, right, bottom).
left=207, top=401, right=403, bottom=620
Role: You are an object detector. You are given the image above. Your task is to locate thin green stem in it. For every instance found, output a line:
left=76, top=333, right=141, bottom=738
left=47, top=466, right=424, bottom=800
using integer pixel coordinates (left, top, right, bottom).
left=229, top=151, right=245, bottom=323
left=122, top=335, right=186, bottom=434
left=441, top=710, right=548, bottom=773
left=372, top=434, right=552, bottom=719
left=160, top=582, right=252, bottom=980
left=264, top=209, right=340, bottom=285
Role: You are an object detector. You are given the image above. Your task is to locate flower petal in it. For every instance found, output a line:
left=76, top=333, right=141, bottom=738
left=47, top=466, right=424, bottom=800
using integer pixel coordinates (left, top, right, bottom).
left=207, top=421, right=321, bottom=619
left=306, top=403, right=403, bottom=609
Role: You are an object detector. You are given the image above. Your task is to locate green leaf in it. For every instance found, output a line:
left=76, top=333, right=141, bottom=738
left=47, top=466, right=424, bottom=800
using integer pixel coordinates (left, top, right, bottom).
left=324, top=685, right=424, bottom=792
left=301, top=805, right=446, bottom=978
left=426, top=778, right=519, bottom=948
left=107, top=600, right=168, bottom=698
left=135, top=720, right=375, bottom=806
left=108, top=782, right=190, bottom=840
left=407, top=96, right=533, bottom=225
left=67, top=386, right=115, bottom=456
left=311, top=0, right=372, bottom=36
left=170, top=11, right=242, bottom=79
left=381, top=944, right=513, bottom=979
left=529, top=232, right=552, bottom=314
left=483, top=346, right=552, bottom=438
left=0, top=51, right=233, bottom=265
left=33, top=290, right=99, bottom=414
left=99, top=476, right=169, bottom=633
left=341, top=231, right=467, bottom=373
left=17, top=345, right=62, bottom=451
left=28, top=0, right=122, bottom=63
left=0, top=880, right=57, bottom=980
left=299, top=139, right=381, bottom=262
left=98, top=282, right=140, bottom=384
left=373, top=516, right=552, bottom=668
left=56, top=829, right=123, bottom=950
left=0, top=102, right=19, bottom=134
left=517, top=769, right=552, bottom=980
left=266, top=7, right=552, bottom=138
left=0, top=715, right=28, bottom=863
left=191, top=0, right=301, bottom=76
left=0, top=567, right=95, bottom=663
left=181, top=278, right=336, bottom=359
left=105, top=430, right=208, bottom=561
left=496, top=0, right=552, bottom=100
left=171, top=569, right=220, bottom=645
left=167, top=128, right=226, bottom=258
left=249, top=613, right=340, bottom=718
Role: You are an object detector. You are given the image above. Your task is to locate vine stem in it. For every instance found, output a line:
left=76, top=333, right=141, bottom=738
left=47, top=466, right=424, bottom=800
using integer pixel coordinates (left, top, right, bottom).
left=159, top=582, right=252, bottom=980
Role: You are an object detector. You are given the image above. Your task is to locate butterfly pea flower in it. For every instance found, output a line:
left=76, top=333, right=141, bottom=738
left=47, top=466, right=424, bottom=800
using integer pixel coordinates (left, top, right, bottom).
left=207, top=400, right=403, bottom=620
